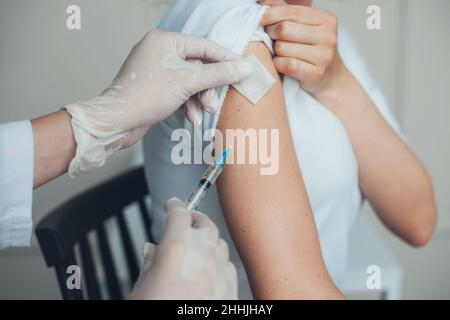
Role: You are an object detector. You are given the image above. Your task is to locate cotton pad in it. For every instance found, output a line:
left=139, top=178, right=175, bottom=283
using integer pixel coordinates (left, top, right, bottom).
left=232, top=54, right=276, bottom=105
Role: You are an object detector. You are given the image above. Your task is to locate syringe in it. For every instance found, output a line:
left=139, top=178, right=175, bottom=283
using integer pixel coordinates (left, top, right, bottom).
left=185, top=146, right=232, bottom=211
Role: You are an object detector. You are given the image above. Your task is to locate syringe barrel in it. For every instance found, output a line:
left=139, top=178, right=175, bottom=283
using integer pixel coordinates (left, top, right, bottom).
left=185, top=164, right=223, bottom=211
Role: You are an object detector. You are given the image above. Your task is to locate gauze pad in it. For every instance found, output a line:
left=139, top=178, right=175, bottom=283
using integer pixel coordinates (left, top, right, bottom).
left=231, top=54, right=275, bottom=105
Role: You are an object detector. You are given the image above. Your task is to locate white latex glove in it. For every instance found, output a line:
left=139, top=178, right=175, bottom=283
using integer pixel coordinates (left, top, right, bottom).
left=65, top=30, right=253, bottom=177
left=129, top=198, right=238, bottom=300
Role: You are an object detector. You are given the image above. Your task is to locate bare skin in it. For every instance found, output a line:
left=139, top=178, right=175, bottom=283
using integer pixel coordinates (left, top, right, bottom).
left=215, top=0, right=436, bottom=299
left=260, top=0, right=436, bottom=246
left=216, top=42, right=344, bottom=299
left=31, top=110, right=76, bottom=188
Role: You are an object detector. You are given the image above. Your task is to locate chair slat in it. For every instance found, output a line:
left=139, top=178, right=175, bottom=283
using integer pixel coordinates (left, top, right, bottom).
left=97, top=224, right=123, bottom=300
left=79, top=237, right=102, bottom=300
left=138, top=199, right=154, bottom=243
left=36, top=167, right=150, bottom=300
left=117, top=211, right=139, bottom=283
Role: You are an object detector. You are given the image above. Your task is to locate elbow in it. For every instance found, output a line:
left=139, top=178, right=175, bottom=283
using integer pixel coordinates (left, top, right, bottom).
left=403, top=169, right=438, bottom=247
left=405, top=197, right=437, bottom=248
left=407, top=222, right=435, bottom=247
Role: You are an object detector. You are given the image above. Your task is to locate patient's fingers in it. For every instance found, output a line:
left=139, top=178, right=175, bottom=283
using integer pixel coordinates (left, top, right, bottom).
left=273, top=56, right=320, bottom=83
left=260, top=4, right=324, bottom=26
left=259, top=0, right=287, bottom=7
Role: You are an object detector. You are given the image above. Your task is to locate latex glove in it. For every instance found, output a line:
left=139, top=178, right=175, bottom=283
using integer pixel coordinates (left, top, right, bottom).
left=129, top=198, right=238, bottom=300
left=65, top=30, right=253, bottom=177
left=184, top=59, right=220, bottom=125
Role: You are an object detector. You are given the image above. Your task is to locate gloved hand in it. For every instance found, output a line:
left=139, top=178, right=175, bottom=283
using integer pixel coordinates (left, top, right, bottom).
left=65, top=30, right=253, bottom=177
left=129, top=198, right=238, bottom=300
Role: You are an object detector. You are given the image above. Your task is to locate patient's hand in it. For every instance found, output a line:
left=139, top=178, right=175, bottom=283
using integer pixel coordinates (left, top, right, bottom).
left=260, top=0, right=347, bottom=96
left=129, top=198, right=237, bottom=300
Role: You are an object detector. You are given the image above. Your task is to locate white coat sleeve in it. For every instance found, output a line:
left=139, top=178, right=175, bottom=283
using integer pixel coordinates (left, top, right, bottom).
left=0, top=121, right=34, bottom=249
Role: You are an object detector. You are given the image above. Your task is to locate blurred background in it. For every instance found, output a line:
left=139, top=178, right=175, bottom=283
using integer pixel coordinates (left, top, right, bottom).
left=0, top=0, right=449, bottom=299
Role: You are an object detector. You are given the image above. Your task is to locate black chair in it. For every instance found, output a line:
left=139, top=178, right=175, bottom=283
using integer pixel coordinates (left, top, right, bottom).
left=35, top=167, right=153, bottom=300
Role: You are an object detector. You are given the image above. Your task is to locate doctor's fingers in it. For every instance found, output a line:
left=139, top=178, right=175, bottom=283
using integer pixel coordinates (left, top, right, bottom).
left=187, top=60, right=219, bottom=113
left=191, top=255, right=221, bottom=299
left=186, top=96, right=204, bottom=126
left=198, top=88, right=219, bottom=113
left=164, top=197, right=193, bottom=243
left=175, top=32, right=240, bottom=62
left=216, top=238, right=230, bottom=264
left=222, top=262, right=239, bottom=300
left=204, top=260, right=237, bottom=300
left=186, top=244, right=230, bottom=299
left=141, top=242, right=157, bottom=272
left=192, top=211, right=220, bottom=244
left=183, top=59, right=253, bottom=97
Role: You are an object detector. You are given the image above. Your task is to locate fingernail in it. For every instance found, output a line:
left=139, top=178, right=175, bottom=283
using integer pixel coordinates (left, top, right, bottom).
left=142, top=242, right=152, bottom=257
left=204, top=105, right=214, bottom=113
left=167, top=197, right=184, bottom=207
left=167, top=197, right=181, bottom=203
left=193, top=114, right=202, bottom=125
left=194, top=210, right=207, bottom=217
left=204, top=92, right=218, bottom=113
left=189, top=109, right=203, bottom=125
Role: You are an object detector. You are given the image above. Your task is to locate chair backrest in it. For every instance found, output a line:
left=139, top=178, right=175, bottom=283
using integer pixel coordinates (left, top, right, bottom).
left=35, top=167, right=153, bottom=300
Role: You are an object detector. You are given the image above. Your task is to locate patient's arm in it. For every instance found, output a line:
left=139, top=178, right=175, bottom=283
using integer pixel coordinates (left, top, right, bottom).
left=216, top=42, right=343, bottom=299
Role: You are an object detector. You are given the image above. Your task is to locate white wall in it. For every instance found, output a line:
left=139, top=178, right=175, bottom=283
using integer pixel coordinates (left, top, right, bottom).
left=316, top=0, right=450, bottom=299
left=0, top=0, right=449, bottom=299
left=366, top=0, right=450, bottom=299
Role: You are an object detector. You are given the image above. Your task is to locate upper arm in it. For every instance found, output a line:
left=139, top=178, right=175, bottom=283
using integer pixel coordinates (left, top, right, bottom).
left=216, top=42, right=342, bottom=299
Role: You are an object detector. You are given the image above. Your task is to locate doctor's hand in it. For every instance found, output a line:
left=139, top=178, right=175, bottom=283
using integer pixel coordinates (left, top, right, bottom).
left=64, top=30, right=253, bottom=177
left=129, top=198, right=238, bottom=300
left=259, top=0, right=348, bottom=96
